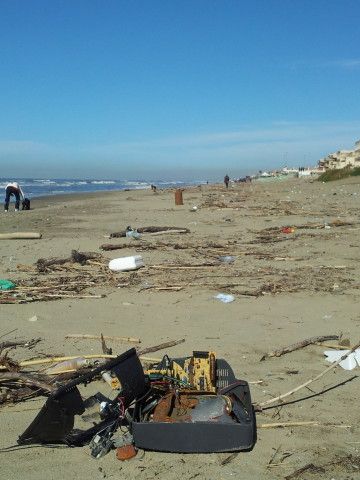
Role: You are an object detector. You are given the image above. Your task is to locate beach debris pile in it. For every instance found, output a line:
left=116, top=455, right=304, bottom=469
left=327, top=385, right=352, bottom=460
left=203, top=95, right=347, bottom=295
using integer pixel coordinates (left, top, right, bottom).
left=1, top=329, right=359, bottom=467
left=1, top=250, right=114, bottom=304
left=1, top=336, right=257, bottom=458
left=1, top=215, right=358, bottom=303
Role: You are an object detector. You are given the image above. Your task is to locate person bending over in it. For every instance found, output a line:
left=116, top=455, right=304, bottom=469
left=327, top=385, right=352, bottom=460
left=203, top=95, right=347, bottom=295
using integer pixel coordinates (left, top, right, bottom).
left=4, top=182, right=25, bottom=212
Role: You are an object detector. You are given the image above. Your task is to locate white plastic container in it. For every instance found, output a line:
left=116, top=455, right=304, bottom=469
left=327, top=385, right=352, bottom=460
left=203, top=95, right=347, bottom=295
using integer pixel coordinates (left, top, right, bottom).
left=109, top=255, right=144, bottom=272
left=46, top=357, right=89, bottom=374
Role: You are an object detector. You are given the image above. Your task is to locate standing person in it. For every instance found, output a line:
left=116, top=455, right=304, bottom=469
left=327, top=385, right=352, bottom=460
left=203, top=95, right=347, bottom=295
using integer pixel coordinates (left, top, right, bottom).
left=224, top=174, right=230, bottom=189
left=4, top=182, right=25, bottom=212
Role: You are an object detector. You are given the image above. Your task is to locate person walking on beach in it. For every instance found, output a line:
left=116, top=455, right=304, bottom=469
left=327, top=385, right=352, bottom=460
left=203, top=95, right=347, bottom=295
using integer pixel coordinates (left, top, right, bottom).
left=4, top=182, right=25, bottom=212
left=224, top=174, right=230, bottom=189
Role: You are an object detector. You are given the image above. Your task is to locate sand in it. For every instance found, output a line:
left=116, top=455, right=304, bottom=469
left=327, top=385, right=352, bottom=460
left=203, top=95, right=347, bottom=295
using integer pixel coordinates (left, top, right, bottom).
left=0, top=177, right=359, bottom=479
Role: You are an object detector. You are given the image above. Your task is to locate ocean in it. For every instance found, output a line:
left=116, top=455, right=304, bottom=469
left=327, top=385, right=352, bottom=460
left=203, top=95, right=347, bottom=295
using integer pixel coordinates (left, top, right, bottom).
left=0, top=178, right=203, bottom=202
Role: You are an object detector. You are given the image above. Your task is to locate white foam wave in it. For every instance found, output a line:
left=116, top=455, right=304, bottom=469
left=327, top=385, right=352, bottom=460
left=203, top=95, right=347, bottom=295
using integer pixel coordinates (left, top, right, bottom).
left=91, top=180, right=116, bottom=185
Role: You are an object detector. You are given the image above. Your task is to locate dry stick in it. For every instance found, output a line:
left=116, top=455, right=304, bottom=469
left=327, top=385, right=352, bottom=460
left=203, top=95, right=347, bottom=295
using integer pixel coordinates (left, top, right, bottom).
left=34, top=293, right=105, bottom=299
left=65, top=334, right=141, bottom=344
left=260, top=335, right=339, bottom=361
left=137, top=338, right=185, bottom=356
left=101, top=333, right=112, bottom=355
left=285, top=463, right=322, bottom=480
left=316, top=342, right=350, bottom=350
left=0, top=354, right=116, bottom=370
left=0, top=328, right=18, bottom=340
left=149, top=264, right=217, bottom=270
left=110, top=226, right=191, bottom=238
left=46, top=356, right=162, bottom=375
left=258, top=421, right=351, bottom=429
left=0, top=372, right=55, bottom=392
left=147, top=229, right=189, bottom=236
left=257, top=340, right=360, bottom=409
left=0, top=344, right=180, bottom=369
left=0, top=338, right=41, bottom=350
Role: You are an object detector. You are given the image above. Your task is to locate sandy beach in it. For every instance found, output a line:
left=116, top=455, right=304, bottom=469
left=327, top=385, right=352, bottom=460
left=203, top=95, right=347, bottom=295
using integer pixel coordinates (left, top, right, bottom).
left=0, top=177, right=359, bottom=479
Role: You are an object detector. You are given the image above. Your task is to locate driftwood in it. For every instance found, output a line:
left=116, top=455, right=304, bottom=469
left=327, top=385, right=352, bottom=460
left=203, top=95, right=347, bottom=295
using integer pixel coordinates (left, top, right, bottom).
left=65, top=334, right=141, bottom=344
left=110, top=226, right=190, bottom=238
left=0, top=232, right=42, bottom=240
left=137, top=338, right=185, bottom=356
left=101, top=334, right=112, bottom=355
left=0, top=341, right=183, bottom=370
left=36, top=250, right=101, bottom=272
left=0, top=354, right=114, bottom=370
left=0, top=338, right=41, bottom=351
left=101, top=243, right=130, bottom=251
left=0, top=372, right=55, bottom=393
left=285, top=463, right=327, bottom=479
left=260, top=335, right=340, bottom=361
left=256, top=339, right=360, bottom=409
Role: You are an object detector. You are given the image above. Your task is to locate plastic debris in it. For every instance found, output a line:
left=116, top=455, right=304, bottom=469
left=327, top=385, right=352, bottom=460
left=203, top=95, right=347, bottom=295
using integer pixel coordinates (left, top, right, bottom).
left=218, top=255, right=236, bottom=264
left=214, top=293, right=235, bottom=303
left=324, top=349, right=360, bottom=370
left=109, top=256, right=144, bottom=272
left=281, top=227, right=295, bottom=234
left=125, top=227, right=141, bottom=239
left=0, top=279, right=16, bottom=290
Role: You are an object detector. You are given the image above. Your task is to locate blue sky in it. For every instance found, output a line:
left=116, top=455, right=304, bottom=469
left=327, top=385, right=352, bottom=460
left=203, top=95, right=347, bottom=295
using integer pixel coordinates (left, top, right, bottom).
left=0, top=0, right=359, bottom=180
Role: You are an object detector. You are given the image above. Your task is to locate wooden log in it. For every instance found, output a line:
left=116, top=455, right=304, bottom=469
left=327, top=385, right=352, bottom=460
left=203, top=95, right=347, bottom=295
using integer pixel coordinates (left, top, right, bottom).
left=101, top=243, right=128, bottom=251
left=0, top=232, right=42, bottom=240
left=65, top=334, right=141, bottom=344
left=260, top=335, right=339, bottom=361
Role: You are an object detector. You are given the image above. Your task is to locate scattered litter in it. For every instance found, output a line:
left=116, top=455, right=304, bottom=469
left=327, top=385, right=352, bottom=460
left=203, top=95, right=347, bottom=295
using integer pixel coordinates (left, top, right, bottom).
left=0, top=279, right=16, bottom=290
left=214, top=293, right=235, bottom=303
left=45, top=357, right=89, bottom=374
left=125, top=226, right=141, bottom=239
left=190, top=206, right=198, bottom=212
left=324, top=349, right=360, bottom=370
left=281, top=227, right=295, bottom=234
left=28, top=315, right=38, bottom=322
left=218, top=255, right=236, bottom=264
left=109, top=256, right=144, bottom=272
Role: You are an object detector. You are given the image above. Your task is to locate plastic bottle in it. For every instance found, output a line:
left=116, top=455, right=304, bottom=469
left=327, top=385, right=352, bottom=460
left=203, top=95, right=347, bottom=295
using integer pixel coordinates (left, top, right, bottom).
left=46, top=357, right=88, bottom=374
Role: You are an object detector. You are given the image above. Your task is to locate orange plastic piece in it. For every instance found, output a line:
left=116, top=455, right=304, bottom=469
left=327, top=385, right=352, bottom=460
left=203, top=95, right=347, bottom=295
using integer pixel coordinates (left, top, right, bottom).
left=116, top=444, right=137, bottom=461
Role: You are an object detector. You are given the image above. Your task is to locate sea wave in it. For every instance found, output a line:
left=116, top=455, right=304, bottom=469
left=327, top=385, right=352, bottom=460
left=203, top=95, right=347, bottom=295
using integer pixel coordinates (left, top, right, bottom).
left=91, top=180, right=116, bottom=185
left=0, top=177, right=205, bottom=201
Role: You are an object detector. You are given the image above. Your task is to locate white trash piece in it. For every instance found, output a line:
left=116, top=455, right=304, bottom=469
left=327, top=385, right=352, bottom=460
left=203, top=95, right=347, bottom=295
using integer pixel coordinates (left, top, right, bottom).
left=214, top=293, right=235, bottom=303
left=109, top=255, right=144, bottom=272
left=324, top=349, right=360, bottom=370
left=46, top=357, right=89, bottom=374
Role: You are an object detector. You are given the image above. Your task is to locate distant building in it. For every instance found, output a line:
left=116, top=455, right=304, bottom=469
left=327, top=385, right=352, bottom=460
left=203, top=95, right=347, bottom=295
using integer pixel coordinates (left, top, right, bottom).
left=319, top=141, right=360, bottom=170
